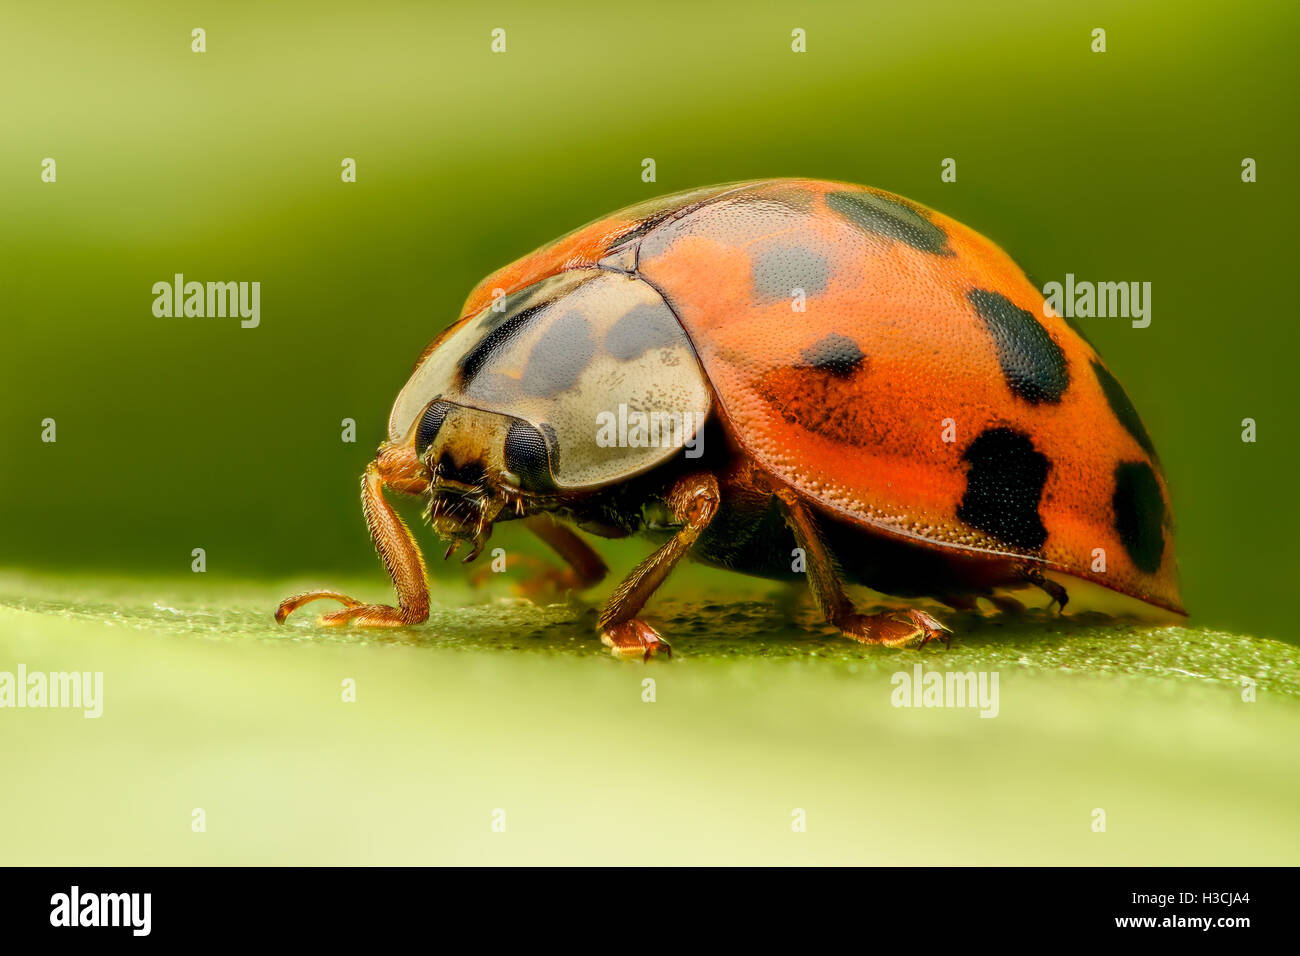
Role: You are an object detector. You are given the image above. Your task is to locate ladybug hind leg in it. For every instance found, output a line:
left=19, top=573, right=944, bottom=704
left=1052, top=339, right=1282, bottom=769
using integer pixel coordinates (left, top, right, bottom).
left=776, top=489, right=952, bottom=649
left=597, top=472, right=721, bottom=660
left=1024, top=567, right=1069, bottom=613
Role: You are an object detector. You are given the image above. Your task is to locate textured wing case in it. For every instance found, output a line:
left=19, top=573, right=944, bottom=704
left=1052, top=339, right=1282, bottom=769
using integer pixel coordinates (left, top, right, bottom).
left=628, top=180, right=1181, bottom=612
left=408, top=179, right=1182, bottom=612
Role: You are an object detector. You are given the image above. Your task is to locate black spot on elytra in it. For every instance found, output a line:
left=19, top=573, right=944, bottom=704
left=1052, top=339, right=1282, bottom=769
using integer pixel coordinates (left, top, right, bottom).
left=756, top=369, right=871, bottom=446
left=521, top=310, right=593, bottom=396
left=967, top=289, right=1069, bottom=404
left=1016, top=260, right=1094, bottom=348
left=826, top=190, right=953, bottom=255
left=458, top=302, right=549, bottom=384
left=1092, top=360, right=1156, bottom=455
left=800, top=334, right=866, bottom=377
left=751, top=243, right=830, bottom=302
left=1112, top=461, right=1165, bottom=573
left=605, top=304, right=681, bottom=360
left=957, top=427, right=1050, bottom=551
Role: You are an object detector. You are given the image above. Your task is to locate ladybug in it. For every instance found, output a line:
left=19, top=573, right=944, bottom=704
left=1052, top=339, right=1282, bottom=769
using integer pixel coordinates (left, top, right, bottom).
left=276, top=179, right=1183, bottom=658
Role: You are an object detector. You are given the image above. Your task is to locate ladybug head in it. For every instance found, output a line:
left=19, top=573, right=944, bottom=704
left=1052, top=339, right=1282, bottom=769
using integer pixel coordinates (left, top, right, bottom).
left=398, top=399, right=559, bottom=562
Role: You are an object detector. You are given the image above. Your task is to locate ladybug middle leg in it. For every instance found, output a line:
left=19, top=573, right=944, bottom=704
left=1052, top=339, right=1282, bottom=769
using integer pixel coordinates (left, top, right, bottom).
left=469, top=515, right=609, bottom=599
left=776, top=489, right=952, bottom=649
left=597, top=472, right=720, bottom=660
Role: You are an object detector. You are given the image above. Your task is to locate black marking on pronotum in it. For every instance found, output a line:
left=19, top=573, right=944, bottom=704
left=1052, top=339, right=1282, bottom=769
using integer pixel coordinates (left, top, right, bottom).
left=967, top=289, right=1069, bottom=404
left=504, top=420, right=555, bottom=493
left=476, top=285, right=539, bottom=331
left=458, top=302, right=550, bottom=383
left=605, top=304, right=681, bottom=361
left=826, top=190, right=953, bottom=256
left=957, top=427, right=1050, bottom=551
left=799, top=333, right=866, bottom=377
left=1091, top=360, right=1156, bottom=455
left=521, top=309, right=594, bottom=396
left=1112, top=461, right=1165, bottom=573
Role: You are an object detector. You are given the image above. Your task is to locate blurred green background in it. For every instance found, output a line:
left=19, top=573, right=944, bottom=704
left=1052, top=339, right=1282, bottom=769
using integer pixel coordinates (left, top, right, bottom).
left=2, top=1, right=1298, bottom=866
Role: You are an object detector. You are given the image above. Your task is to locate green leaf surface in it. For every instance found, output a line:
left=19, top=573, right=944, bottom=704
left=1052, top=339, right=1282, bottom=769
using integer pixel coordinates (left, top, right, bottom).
left=2, top=571, right=1297, bottom=865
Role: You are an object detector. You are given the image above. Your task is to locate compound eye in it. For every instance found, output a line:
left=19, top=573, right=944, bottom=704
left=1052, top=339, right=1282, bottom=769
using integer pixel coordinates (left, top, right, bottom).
left=503, top=420, right=555, bottom=492
left=414, top=401, right=453, bottom=457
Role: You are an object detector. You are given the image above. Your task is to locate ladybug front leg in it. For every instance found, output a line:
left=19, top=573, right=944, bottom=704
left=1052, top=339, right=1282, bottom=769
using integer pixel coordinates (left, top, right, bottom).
left=597, top=472, right=720, bottom=660
left=276, top=461, right=431, bottom=628
left=776, top=489, right=952, bottom=649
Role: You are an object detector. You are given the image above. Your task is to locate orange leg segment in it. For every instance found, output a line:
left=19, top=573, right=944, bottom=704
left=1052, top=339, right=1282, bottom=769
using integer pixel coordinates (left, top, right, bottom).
left=468, top=515, right=609, bottom=599
left=776, top=488, right=952, bottom=649
left=597, top=472, right=720, bottom=660
left=276, top=460, right=430, bottom=628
